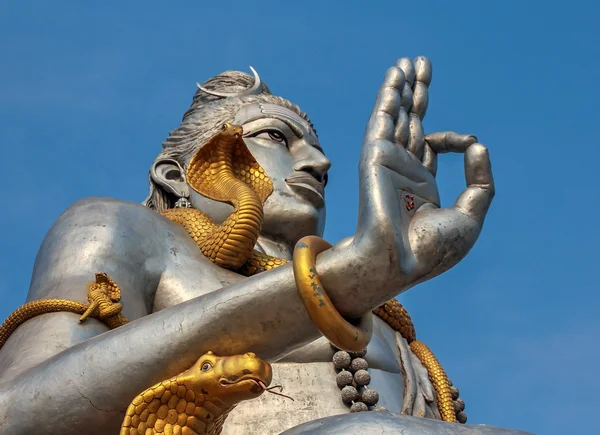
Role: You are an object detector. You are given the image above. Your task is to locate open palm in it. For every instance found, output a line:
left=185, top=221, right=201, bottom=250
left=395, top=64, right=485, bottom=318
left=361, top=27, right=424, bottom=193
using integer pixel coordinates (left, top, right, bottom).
left=354, top=56, right=495, bottom=291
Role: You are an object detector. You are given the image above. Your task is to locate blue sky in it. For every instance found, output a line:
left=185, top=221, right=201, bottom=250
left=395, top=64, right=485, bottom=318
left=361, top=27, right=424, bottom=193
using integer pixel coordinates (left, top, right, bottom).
left=0, top=1, right=598, bottom=434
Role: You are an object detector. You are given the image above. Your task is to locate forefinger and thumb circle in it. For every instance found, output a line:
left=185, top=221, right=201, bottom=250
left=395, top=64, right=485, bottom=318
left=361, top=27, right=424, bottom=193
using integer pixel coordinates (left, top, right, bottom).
left=424, top=132, right=478, bottom=153
left=454, top=143, right=495, bottom=226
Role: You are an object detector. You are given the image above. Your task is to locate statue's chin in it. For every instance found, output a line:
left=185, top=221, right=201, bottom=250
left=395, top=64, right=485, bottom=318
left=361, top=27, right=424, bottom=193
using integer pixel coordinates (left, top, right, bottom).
left=262, top=194, right=325, bottom=246
left=286, top=183, right=325, bottom=209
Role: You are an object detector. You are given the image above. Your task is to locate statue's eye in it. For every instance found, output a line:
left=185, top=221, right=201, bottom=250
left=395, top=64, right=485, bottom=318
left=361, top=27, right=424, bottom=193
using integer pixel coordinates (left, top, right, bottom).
left=254, top=130, right=287, bottom=146
left=267, top=131, right=285, bottom=142
left=201, top=362, right=213, bottom=372
left=221, top=123, right=228, bottom=131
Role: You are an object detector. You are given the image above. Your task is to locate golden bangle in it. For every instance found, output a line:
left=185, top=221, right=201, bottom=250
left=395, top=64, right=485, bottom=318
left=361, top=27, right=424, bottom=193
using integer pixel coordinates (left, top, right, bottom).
left=292, top=235, right=373, bottom=352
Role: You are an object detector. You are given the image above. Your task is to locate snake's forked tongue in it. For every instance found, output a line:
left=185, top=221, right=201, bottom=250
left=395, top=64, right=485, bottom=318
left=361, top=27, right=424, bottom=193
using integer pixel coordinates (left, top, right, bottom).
left=257, top=380, right=294, bottom=401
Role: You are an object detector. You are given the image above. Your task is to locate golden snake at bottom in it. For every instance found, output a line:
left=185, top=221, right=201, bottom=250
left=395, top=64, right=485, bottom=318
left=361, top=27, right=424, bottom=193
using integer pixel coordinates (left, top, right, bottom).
left=0, top=123, right=458, bottom=432
left=120, top=351, right=276, bottom=435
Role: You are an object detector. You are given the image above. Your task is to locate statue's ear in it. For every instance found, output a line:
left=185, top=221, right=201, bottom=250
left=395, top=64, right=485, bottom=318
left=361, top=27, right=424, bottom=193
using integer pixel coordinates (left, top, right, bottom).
left=150, top=158, right=190, bottom=198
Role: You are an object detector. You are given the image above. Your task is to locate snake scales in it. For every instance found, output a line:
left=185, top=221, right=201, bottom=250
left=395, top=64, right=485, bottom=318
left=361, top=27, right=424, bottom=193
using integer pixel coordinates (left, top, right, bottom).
left=120, top=351, right=273, bottom=435
left=0, top=123, right=459, bottom=427
left=0, top=272, right=128, bottom=347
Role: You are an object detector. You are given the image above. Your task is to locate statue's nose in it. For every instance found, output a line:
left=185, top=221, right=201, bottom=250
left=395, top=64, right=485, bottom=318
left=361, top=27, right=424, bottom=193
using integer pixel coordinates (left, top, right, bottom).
left=245, top=352, right=256, bottom=358
left=293, top=145, right=331, bottom=186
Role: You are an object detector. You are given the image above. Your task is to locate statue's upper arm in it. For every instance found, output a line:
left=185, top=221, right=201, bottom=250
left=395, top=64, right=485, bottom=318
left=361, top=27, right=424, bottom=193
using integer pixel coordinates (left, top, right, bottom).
left=27, top=197, right=164, bottom=311
left=0, top=312, right=109, bottom=381
left=0, top=197, right=166, bottom=381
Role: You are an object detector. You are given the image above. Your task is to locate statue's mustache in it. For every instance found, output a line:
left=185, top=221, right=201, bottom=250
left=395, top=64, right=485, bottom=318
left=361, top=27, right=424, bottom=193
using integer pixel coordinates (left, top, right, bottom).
left=285, top=172, right=325, bottom=197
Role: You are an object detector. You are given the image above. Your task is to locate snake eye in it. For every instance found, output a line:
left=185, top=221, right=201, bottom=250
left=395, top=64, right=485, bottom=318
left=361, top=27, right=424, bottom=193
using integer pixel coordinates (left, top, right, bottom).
left=201, top=362, right=213, bottom=372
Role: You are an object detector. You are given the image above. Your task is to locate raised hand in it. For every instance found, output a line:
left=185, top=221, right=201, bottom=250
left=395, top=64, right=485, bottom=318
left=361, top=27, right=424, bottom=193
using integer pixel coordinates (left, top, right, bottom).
left=351, top=56, right=495, bottom=298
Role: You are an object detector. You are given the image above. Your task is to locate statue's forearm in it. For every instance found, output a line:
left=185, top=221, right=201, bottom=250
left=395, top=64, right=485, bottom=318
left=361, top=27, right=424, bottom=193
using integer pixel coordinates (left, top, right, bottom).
left=0, top=263, right=318, bottom=433
left=0, top=242, right=400, bottom=434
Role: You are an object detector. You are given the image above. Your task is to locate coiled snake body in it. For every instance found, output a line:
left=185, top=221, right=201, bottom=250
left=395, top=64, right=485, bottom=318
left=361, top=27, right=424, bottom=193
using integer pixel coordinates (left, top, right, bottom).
left=0, top=123, right=460, bottom=426
left=159, top=123, right=287, bottom=275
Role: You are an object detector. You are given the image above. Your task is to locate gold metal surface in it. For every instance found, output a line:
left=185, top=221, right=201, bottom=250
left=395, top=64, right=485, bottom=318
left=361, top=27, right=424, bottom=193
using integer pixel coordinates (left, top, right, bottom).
left=0, top=272, right=128, bottom=350
left=410, top=341, right=457, bottom=423
left=374, top=298, right=457, bottom=422
left=372, top=298, right=416, bottom=342
left=120, top=351, right=272, bottom=435
left=159, top=123, right=282, bottom=273
left=292, top=236, right=373, bottom=352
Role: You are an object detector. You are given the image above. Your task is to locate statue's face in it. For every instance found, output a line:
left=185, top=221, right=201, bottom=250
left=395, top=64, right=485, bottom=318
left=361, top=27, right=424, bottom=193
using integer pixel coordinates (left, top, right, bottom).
left=189, top=103, right=330, bottom=247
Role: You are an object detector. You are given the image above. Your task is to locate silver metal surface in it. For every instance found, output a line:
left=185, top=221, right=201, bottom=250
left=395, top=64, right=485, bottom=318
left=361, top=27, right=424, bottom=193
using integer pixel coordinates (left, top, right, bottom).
left=0, top=57, right=498, bottom=434
left=223, top=362, right=348, bottom=434
left=280, top=412, right=534, bottom=435
left=197, top=66, right=263, bottom=98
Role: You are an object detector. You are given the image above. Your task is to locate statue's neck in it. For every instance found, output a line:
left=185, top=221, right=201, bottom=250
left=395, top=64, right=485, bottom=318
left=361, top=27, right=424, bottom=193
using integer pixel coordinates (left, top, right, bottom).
left=256, top=235, right=293, bottom=261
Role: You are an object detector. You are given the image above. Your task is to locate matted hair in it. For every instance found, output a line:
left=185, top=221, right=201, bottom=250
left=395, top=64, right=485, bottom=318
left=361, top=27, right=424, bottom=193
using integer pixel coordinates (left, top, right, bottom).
left=143, top=70, right=315, bottom=210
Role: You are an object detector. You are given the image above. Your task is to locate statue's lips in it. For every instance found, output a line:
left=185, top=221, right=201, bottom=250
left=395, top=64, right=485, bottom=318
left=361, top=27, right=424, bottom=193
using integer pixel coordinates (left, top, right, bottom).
left=285, top=173, right=325, bottom=205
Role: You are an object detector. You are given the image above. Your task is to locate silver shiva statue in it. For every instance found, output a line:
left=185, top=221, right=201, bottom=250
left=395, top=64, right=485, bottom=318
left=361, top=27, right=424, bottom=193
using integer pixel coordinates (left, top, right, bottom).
left=0, top=57, right=530, bottom=435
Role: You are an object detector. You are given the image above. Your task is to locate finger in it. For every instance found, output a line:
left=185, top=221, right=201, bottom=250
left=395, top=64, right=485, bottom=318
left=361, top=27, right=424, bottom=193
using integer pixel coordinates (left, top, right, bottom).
left=422, top=143, right=438, bottom=176
left=397, top=57, right=428, bottom=160
left=408, top=115, right=425, bottom=160
left=425, top=131, right=478, bottom=154
left=410, top=350, right=436, bottom=403
left=412, top=389, right=427, bottom=418
left=393, top=109, right=409, bottom=147
left=454, top=143, right=495, bottom=225
left=394, top=81, right=414, bottom=150
left=411, top=56, right=432, bottom=120
left=396, top=58, right=414, bottom=114
left=389, top=67, right=408, bottom=147
left=396, top=332, right=417, bottom=415
left=364, top=67, right=404, bottom=144
left=396, top=57, right=415, bottom=87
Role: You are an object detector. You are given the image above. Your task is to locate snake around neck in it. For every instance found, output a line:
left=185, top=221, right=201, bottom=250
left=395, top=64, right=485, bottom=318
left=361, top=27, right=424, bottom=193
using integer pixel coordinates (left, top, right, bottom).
left=158, top=123, right=287, bottom=275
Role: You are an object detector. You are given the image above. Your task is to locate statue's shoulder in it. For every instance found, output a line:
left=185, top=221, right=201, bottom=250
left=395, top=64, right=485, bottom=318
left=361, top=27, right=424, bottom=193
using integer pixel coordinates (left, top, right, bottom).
left=53, top=196, right=168, bottom=234
left=26, top=196, right=179, bottom=302
left=36, top=196, right=240, bottom=307
left=46, top=195, right=179, bottom=252
left=38, top=196, right=171, bottom=268
left=60, top=196, right=155, bottom=219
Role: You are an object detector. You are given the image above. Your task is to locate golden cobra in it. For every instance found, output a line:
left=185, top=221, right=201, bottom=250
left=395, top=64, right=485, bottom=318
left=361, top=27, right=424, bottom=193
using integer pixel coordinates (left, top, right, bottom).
left=0, top=122, right=458, bottom=423
left=158, top=123, right=287, bottom=275
left=120, top=351, right=273, bottom=435
left=0, top=272, right=128, bottom=348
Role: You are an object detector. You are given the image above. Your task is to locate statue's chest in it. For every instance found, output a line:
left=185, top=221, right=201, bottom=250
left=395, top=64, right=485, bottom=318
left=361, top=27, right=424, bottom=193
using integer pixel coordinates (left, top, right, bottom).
left=153, top=247, right=247, bottom=312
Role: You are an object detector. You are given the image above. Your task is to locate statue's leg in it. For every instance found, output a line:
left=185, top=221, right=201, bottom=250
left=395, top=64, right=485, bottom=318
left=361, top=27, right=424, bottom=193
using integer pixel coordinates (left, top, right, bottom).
left=279, top=412, right=534, bottom=435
